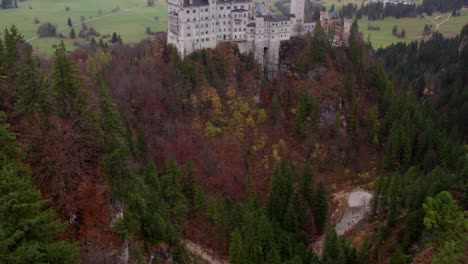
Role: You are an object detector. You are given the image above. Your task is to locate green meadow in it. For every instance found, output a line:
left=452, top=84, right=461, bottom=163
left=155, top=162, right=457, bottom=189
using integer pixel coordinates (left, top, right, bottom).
left=0, top=0, right=168, bottom=56
left=358, top=8, right=468, bottom=48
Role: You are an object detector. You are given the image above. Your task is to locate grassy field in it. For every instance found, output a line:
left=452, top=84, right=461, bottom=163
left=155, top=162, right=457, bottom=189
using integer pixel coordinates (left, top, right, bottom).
left=358, top=8, right=468, bottom=48
left=0, top=0, right=167, bottom=56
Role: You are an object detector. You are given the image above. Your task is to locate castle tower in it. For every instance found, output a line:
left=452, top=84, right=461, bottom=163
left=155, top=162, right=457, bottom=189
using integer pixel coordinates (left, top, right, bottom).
left=290, top=0, right=304, bottom=23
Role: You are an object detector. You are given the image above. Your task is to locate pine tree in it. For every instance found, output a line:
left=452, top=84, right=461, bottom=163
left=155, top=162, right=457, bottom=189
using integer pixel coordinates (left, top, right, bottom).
left=111, top=32, right=118, bottom=43
left=51, top=41, right=86, bottom=119
left=267, top=159, right=293, bottom=225
left=183, top=159, right=196, bottom=205
left=295, top=90, right=311, bottom=136
left=229, top=228, right=246, bottom=264
left=313, top=182, right=328, bottom=234
left=308, top=22, right=330, bottom=66
left=95, top=74, right=122, bottom=149
left=322, top=229, right=339, bottom=263
left=3, top=25, right=23, bottom=68
left=69, top=27, right=76, bottom=39
left=300, top=162, right=313, bottom=206
left=271, top=90, right=281, bottom=123
left=0, top=36, right=4, bottom=69
left=365, top=106, right=380, bottom=144
left=67, top=17, right=72, bottom=27
left=333, top=112, right=341, bottom=137
left=90, top=37, right=97, bottom=48
left=16, top=44, right=48, bottom=115
left=0, top=112, right=78, bottom=263
left=386, top=175, right=400, bottom=226
left=284, top=193, right=305, bottom=232
left=266, top=248, right=281, bottom=264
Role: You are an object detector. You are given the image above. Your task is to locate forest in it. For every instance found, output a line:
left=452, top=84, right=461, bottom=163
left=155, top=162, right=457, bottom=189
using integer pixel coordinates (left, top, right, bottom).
left=0, top=20, right=467, bottom=264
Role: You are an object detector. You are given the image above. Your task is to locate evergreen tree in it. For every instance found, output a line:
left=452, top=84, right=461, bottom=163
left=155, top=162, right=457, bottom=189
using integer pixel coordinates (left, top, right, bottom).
left=300, top=162, right=313, bottom=206
left=322, top=229, right=339, bottom=263
left=229, top=228, right=246, bottom=264
left=267, top=159, right=293, bottom=226
left=0, top=112, right=78, bottom=263
left=69, top=27, right=76, bottom=39
left=67, top=17, right=72, bottom=27
left=90, top=37, right=97, bottom=48
left=0, top=36, right=4, bottom=68
left=284, top=193, right=305, bottom=232
left=295, top=90, right=312, bottom=136
left=308, top=22, right=330, bottom=66
left=111, top=32, right=118, bottom=43
left=51, top=41, right=87, bottom=119
left=266, top=248, right=281, bottom=264
left=386, top=175, right=400, bottom=226
left=313, top=182, right=328, bottom=234
left=271, top=90, right=281, bottom=123
left=16, top=44, right=48, bottom=115
left=183, top=159, right=196, bottom=206
left=95, top=75, right=122, bottom=149
left=3, top=25, right=23, bottom=68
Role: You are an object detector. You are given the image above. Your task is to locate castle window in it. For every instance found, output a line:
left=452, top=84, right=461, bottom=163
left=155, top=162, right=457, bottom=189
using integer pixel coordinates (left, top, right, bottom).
left=234, top=5, right=237, bottom=9
left=227, top=6, right=230, bottom=9
left=187, top=33, right=191, bottom=37
left=220, top=6, right=224, bottom=10
left=205, top=8, right=208, bottom=12
left=241, top=5, right=244, bottom=8
left=193, top=10, right=196, bottom=13
left=186, top=10, right=189, bottom=14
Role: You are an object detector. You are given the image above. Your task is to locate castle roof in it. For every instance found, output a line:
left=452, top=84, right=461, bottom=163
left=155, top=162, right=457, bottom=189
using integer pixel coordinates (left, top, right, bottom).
left=262, top=14, right=291, bottom=22
left=232, top=8, right=248, bottom=12
left=183, top=0, right=209, bottom=7
left=216, top=0, right=250, bottom=4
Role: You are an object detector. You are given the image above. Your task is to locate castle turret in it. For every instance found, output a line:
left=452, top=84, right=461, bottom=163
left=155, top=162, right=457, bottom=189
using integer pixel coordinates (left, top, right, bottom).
left=290, top=0, right=304, bottom=23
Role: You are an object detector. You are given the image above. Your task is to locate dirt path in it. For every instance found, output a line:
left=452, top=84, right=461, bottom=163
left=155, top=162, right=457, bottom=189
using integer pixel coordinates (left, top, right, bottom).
left=424, top=13, right=452, bottom=31
left=183, top=240, right=228, bottom=264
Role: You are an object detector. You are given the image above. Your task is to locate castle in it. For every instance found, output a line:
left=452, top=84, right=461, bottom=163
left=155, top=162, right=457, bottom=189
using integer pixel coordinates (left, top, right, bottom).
left=167, top=0, right=352, bottom=74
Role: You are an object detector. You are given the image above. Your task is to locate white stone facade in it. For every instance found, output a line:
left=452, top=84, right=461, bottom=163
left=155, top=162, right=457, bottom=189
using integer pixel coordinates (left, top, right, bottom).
left=167, top=0, right=318, bottom=74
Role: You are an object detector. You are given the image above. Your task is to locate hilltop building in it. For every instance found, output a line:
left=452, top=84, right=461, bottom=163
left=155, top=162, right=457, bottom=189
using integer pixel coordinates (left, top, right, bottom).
left=167, top=0, right=351, bottom=74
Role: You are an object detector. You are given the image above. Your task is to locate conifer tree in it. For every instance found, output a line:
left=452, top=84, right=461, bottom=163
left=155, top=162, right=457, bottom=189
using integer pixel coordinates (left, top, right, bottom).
left=51, top=41, right=86, bottom=119
left=308, top=22, right=330, bottom=66
left=69, top=27, right=76, bottom=39
left=3, top=25, right=23, bottom=68
left=95, top=75, right=122, bottom=149
left=386, top=175, right=400, bottom=226
left=284, top=192, right=305, bottom=232
left=322, top=229, right=339, bottom=263
left=295, top=90, right=312, bottom=136
left=271, top=90, right=281, bottom=123
left=16, top=44, right=49, bottom=115
left=111, top=32, right=118, bottom=43
left=67, top=17, right=72, bottom=27
left=313, top=182, right=328, bottom=234
left=0, top=112, right=78, bottom=263
left=267, top=158, right=293, bottom=226
left=300, top=162, right=313, bottom=206
left=0, top=36, right=4, bottom=68
left=183, top=160, right=196, bottom=205
left=266, top=248, right=281, bottom=264
left=229, top=228, right=246, bottom=264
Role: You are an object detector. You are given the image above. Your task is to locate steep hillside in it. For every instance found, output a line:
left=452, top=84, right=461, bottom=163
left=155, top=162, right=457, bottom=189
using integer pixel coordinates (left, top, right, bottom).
left=0, top=22, right=466, bottom=264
